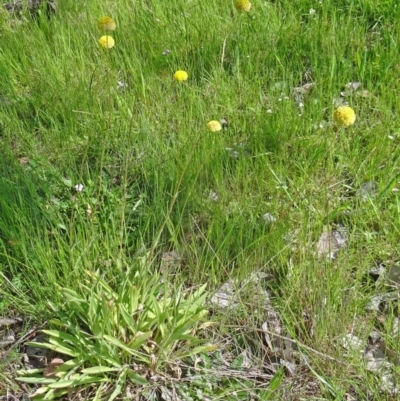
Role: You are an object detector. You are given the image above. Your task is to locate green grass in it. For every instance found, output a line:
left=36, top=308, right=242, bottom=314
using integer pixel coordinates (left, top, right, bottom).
left=1, top=0, right=400, bottom=399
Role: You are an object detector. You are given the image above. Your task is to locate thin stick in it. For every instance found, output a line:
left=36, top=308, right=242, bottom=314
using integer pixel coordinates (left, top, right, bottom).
left=220, top=37, right=227, bottom=70
left=223, top=324, right=347, bottom=366
left=3, top=322, right=47, bottom=359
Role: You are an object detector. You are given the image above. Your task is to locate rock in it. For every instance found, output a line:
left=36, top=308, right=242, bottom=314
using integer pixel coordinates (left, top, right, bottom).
left=4, top=1, right=56, bottom=18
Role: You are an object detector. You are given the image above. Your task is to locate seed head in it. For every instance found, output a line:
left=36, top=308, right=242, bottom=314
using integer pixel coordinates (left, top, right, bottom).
left=334, top=106, right=356, bottom=127
left=174, top=70, right=189, bottom=82
left=234, top=0, right=252, bottom=12
left=98, top=16, right=116, bottom=31
left=98, top=35, right=115, bottom=49
left=207, top=120, right=222, bottom=132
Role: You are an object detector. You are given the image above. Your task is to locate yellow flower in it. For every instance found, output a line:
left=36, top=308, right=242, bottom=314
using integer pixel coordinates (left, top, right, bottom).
left=174, top=70, right=188, bottom=82
left=207, top=120, right=222, bottom=132
left=234, top=0, right=252, bottom=12
left=334, top=106, right=356, bottom=127
left=98, top=16, right=116, bottom=31
left=98, top=35, right=115, bottom=49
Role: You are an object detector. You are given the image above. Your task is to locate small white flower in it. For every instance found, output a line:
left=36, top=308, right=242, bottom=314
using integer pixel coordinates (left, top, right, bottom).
left=209, top=190, right=219, bottom=202
left=267, top=109, right=273, bottom=113
left=74, top=183, right=84, bottom=192
left=263, top=213, right=277, bottom=223
left=225, top=147, right=240, bottom=158
left=309, top=8, right=316, bottom=15
left=117, top=80, right=128, bottom=90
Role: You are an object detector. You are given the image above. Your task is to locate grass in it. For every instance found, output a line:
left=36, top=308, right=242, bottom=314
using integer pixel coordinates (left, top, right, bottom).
left=1, top=0, right=400, bottom=399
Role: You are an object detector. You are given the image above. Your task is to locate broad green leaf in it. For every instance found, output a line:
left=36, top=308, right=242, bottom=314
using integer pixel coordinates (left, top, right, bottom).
left=108, top=383, right=123, bottom=401
left=170, top=334, right=198, bottom=342
left=91, top=341, right=122, bottom=367
left=192, top=283, right=207, bottom=298
left=128, top=284, right=138, bottom=314
left=151, top=295, right=164, bottom=321
left=161, top=321, right=194, bottom=346
left=93, top=274, right=116, bottom=297
left=43, top=388, right=59, bottom=400
left=171, top=344, right=218, bottom=359
left=61, top=288, right=82, bottom=300
left=48, top=376, right=108, bottom=389
left=126, top=370, right=148, bottom=385
left=55, top=358, right=82, bottom=372
left=31, top=386, right=50, bottom=395
left=41, top=329, right=81, bottom=346
left=16, top=368, right=43, bottom=375
left=81, top=366, right=119, bottom=374
left=48, top=319, right=66, bottom=327
left=88, top=291, right=102, bottom=333
left=16, top=377, right=57, bottom=384
left=48, top=337, right=78, bottom=354
left=103, top=335, right=138, bottom=356
left=93, top=384, right=107, bottom=401
left=259, top=367, right=284, bottom=399
left=127, top=331, right=153, bottom=350
left=187, top=292, right=208, bottom=313
left=103, top=335, right=150, bottom=364
left=119, top=304, right=137, bottom=332
left=47, top=336, right=79, bottom=353
left=24, top=342, right=77, bottom=357
left=108, top=369, right=127, bottom=401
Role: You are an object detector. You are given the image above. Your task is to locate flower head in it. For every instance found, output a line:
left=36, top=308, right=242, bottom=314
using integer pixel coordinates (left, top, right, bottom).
left=74, top=183, right=84, bottom=192
left=334, top=106, right=356, bottom=127
left=98, top=35, right=115, bottom=49
left=234, top=0, right=252, bottom=12
left=98, top=16, right=116, bottom=31
left=174, top=70, right=188, bottom=82
left=207, top=120, right=222, bottom=132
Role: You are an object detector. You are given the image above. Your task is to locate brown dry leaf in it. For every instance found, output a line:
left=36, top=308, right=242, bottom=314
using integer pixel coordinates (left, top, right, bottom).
left=43, top=358, right=64, bottom=378
left=160, top=250, right=181, bottom=272
left=355, top=89, right=372, bottom=98
left=0, top=317, right=22, bottom=327
left=317, top=232, right=340, bottom=257
left=210, top=279, right=238, bottom=308
left=293, top=82, right=315, bottom=108
left=18, top=157, right=29, bottom=165
left=316, top=230, right=346, bottom=258
left=294, top=82, right=315, bottom=95
left=387, top=265, right=400, bottom=286
left=356, top=181, right=378, bottom=201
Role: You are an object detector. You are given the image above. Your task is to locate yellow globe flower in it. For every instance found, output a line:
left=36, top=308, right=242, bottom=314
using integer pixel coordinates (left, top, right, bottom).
left=98, top=35, right=115, bottom=49
left=207, top=120, right=222, bottom=132
left=234, top=0, right=252, bottom=12
left=98, top=16, right=116, bottom=31
left=174, top=70, right=188, bottom=82
left=334, top=106, right=356, bottom=127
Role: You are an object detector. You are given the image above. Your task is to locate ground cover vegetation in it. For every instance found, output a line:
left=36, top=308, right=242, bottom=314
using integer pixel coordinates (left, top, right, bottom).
left=1, top=0, right=400, bottom=399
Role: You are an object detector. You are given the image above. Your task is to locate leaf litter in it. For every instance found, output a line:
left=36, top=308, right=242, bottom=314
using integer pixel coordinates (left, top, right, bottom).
left=316, top=226, right=347, bottom=259
left=211, top=271, right=308, bottom=379
left=356, top=181, right=378, bottom=201
left=352, top=262, right=400, bottom=396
